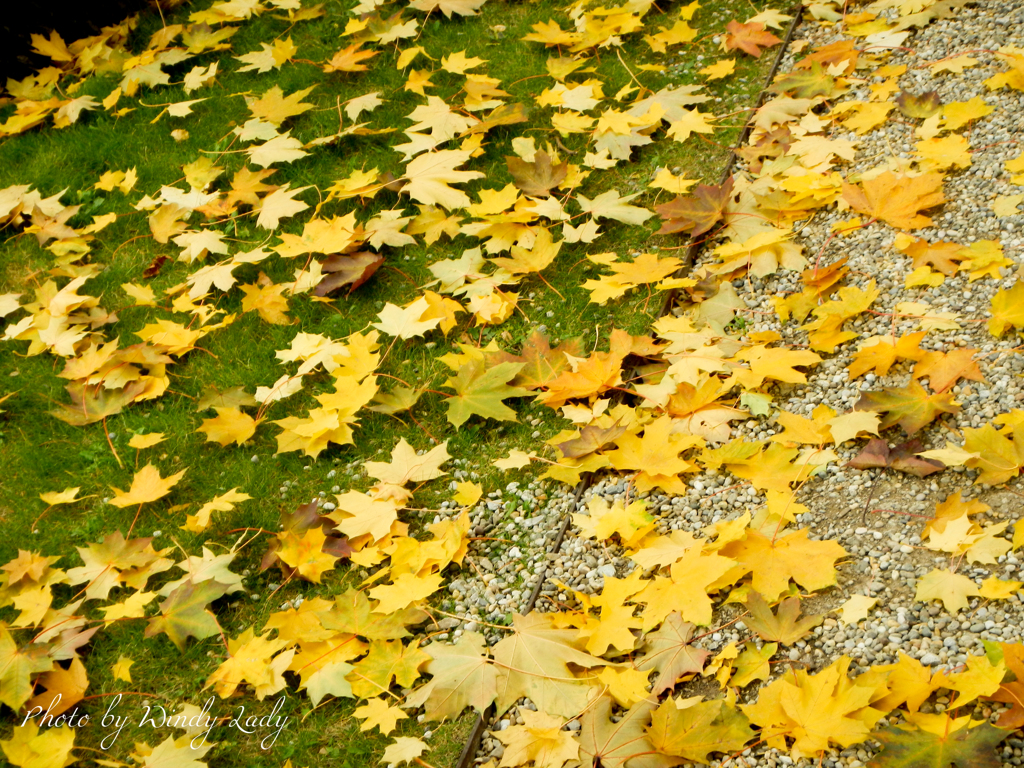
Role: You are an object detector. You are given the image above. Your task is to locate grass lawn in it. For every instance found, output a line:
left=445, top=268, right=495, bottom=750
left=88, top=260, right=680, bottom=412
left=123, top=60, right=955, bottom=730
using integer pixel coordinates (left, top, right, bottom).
left=0, top=0, right=778, bottom=764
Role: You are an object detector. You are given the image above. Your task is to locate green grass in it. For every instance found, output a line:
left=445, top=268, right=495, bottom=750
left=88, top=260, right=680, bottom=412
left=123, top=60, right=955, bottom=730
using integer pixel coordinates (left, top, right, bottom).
left=0, top=0, right=778, bottom=764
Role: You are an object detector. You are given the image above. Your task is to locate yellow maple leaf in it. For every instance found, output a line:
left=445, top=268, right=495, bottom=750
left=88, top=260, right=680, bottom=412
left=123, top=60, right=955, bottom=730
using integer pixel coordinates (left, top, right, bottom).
left=666, top=109, right=716, bottom=141
left=572, top=496, right=656, bottom=549
left=402, top=149, right=485, bottom=210
left=240, top=281, right=291, bottom=325
left=979, top=576, right=1023, bottom=599
left=277, top=528, right=341, bottom=583
left=373, top=296, right=443, bottom=339
left=827, top=411, right=880, bottom=444
left=206, top=627, right=293, bottom=699
left=0, top=722, right=76, bottom=768
left=364, top=438, right=450, bottom=486
left=915, top=568, right=980, bottom=612
left=327, top=492, right=400, bottom=542
left=582, top=600, right=642, bottom=657
left=741, top=657, right=887, bottom=758
left=101, top=590, right=157, bottom=620
left=453, top=481, right=482, bottom=506
left=993, top=194, right=1023, bottom=217
left=111, top=656, right=134, bottom=683
left=605, top=416, right=700, bottom=494
left=495, top=709, right=579, bottom=768
left=441, top=50, right=486, bottom=74
left=730, top=345, right=822, bottom=389
left=915, top=134, right=972, bottom=170
left=135, top=318, right=205, bottom=355
left=128, top=432, right=166, bottom=450
left=185, top=488, right=252, bottom=533
left=323, top=43, right=378, bottom=73
left=936, top=653, right=1005, bottom=707
left=960, top=239, right=1012, bottom=281
left=1007, top=151, right=1024, bottom=184
left=489, top=227, right=561, bottom=276
left=38, top=487, right=82, bottom=506
left=649, top=168, right=697, bottom=194
left=836, top=595, right=877, bottom=625
left=635, top=547, right=736, bottom=630
left=381, top=737, right=429, bottom=766
left=109, top=464, right=187, bottom=508
left=942, top=95, right=993, bottom=131
left=834, top=101, right=893, bottom=134
left=872, top=652, right=938, bottom=713
left=122, top=282, right=157, bottom=307
left=905, top=266, right=945, bottom=288
left=248, top=84, right=316, bottom=126
left=644, top=19, right=697, bottom=52
left=931, top=54, right=978, bottom=75
left=700, top=58, right=735, bottom=80
left=354, top=697, right=408, bottom=736
left=197, top=407, right=260, bottom=446
left=368, top=572, right=443, bottom=613
left=494, top=449, right=534, bottom=470
left=769, top=405, right=835, bottom=445
left=720, top=527, right=846, bottom=600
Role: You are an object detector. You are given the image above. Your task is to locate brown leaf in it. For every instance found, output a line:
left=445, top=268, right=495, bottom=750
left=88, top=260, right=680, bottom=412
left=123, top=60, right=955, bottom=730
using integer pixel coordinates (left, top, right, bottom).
left=655, top=176, right=735, bottom=237
left=143, top=255, right=170, bottom=279
left=793, top=39, right=859, bottom=74
left=896, top=90, right=943, bottom=118
left=854, top=381, right=960, bottom=435
left=506, top=150, right=568, bottom=197
left=634, top=612, right=709, bottom=696
left=558, top=420, right=627, bottom=459
left=51, top=380, right=149, bottom=426
left=846, top=438, right=892, bottom=471
left=314, top=252, right=385, bottom=296
left=846, top=438, right=945, bottom=477
left=771, top=62, right=837, bottom=98
left=462, top=103, right=530, bottom=135
left=743, top=592, right=823, bottom=645
left=261, top=499, right=350, bottom=574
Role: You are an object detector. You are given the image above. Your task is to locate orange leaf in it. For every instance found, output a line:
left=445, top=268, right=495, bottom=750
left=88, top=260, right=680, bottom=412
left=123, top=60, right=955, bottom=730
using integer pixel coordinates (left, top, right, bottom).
left=841, top=171, right=945, bottom=230
left=912, top=349, right=984, bottom=393
left=722, top=20, right=781, bottom=58
left=323, top=44, right=379, bottom=73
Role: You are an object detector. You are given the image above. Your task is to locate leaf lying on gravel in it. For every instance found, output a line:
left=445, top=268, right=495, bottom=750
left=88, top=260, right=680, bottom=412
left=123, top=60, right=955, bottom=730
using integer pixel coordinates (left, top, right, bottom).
left=855, top=382, right=960, bottom=435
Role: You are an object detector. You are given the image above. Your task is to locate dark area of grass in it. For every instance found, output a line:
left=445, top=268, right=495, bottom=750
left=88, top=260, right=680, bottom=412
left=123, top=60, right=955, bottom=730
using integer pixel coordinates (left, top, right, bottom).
left=0, top=0, right=154, bottom=81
